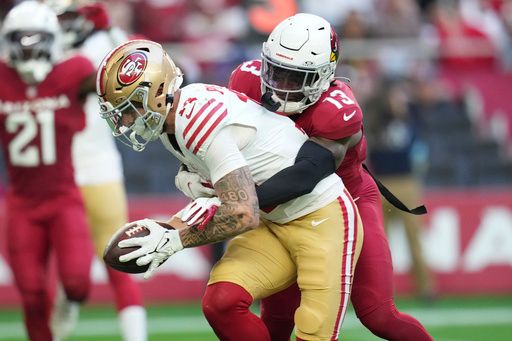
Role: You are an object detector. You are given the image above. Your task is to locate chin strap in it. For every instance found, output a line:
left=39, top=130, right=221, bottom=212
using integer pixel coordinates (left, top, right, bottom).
left=129, top=131, right=145, bottom=152
left=129, top=117, right=151, bottom=151
left=261, top=91, right=281, bottom=112
left=166, top=94, right=174, bottom=106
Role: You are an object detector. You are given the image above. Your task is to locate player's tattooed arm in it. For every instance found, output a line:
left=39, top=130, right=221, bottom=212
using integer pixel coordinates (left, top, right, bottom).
left=178, top=166, right=260, bottom=248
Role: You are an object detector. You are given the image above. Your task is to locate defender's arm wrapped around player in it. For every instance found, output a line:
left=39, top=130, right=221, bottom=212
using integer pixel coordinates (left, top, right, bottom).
left=174, top=139, right=337, bottom=209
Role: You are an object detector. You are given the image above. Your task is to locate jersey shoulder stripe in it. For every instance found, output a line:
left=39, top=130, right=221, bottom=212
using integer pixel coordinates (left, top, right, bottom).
left=184, top=101, right=224, bottom=150
left=183, top=99, right=226, bottom=154
left=192, top=108, right=228, bottom=154
left=183, top=98, right=215, bottom=137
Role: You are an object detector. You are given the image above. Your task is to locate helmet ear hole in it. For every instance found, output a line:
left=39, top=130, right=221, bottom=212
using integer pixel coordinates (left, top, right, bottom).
left=156, top=83, right=164, bottom=97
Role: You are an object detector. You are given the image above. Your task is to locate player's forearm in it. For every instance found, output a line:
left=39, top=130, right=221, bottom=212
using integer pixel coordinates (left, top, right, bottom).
left=179, top=166, right=259, bottom=248
left=178, top=205, right=256, bottom=247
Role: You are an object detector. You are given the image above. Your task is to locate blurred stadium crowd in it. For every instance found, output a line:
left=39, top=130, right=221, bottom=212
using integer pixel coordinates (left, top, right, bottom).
left=1, top=0, right=511, bottom=193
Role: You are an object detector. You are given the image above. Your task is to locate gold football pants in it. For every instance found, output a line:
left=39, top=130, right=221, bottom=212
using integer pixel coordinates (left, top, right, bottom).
left=209, top=191, right=363, bottom=340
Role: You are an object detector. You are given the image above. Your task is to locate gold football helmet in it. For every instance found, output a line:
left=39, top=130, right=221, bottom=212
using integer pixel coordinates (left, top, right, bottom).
left=97, top=40, right=183, bottom=151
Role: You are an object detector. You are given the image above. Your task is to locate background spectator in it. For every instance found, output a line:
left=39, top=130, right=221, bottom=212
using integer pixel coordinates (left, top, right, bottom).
left=365, top=78, right=436, bottom=302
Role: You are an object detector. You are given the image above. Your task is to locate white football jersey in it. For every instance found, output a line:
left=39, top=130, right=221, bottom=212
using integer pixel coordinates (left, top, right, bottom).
left=160, top=83, right=345, bottom=224
left=72, top=29, right=127, bottom=185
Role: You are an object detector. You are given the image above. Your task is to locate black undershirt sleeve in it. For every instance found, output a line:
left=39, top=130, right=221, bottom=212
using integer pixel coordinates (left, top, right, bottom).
left=256, top=140, right=336, bottom=208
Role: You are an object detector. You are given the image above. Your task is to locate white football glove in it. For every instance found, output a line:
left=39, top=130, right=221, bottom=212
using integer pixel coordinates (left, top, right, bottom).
left=118, top=219, right=183, bottom=279
left=175, top=164, right=215, bottom=199
left=181, top=197, right=221, bottom=229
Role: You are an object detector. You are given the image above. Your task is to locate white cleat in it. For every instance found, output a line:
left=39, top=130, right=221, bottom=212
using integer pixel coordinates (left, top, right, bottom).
left=51, top=287, right=80, bottom=340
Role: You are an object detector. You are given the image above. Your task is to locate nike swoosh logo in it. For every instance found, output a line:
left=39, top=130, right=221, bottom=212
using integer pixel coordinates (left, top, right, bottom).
left=185, top=102, right=196, bottom=119
left=343, top=110, right=356, bottom=121
left=311, top=218, right=329, bottom=227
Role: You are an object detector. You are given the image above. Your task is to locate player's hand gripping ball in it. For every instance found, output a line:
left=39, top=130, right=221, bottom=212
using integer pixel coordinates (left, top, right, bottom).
left=103, top=220, right=175, bottom=274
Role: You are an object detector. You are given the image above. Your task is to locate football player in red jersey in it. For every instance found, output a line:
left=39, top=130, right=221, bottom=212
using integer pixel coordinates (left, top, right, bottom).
left=227, top=13, right=434, bottom=341
left=0, top=2, right=95, bottom=340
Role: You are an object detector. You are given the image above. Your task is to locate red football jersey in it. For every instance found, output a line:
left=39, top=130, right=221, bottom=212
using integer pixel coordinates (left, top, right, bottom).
left=229, top=60, right=368, bottom=193
left=0, top=56, right=94, bottom=202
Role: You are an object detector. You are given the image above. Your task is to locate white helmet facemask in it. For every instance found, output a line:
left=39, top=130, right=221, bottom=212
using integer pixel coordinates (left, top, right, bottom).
left=261, top=54, right=335, bottom=113
left=260, top=13, right=340, bottom=114
left=99, top=85, right=166, bottom=152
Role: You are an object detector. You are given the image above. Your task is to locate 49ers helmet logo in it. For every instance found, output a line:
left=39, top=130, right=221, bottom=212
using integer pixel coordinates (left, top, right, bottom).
left=117, top=52, right=147, bottom=85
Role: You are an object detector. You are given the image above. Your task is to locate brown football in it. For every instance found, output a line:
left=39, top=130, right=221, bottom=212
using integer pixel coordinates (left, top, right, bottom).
left=103, top=221, right=175, bottom=274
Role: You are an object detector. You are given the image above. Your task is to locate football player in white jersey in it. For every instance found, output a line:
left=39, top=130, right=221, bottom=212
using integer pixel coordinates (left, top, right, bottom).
left=97, top=39, right=364, bottom=341
left=46, top=2, right=147, bottom=340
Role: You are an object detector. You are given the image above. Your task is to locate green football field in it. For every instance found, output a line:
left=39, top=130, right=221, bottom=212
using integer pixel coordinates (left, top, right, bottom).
left=0, top=295, right=511, bottom=340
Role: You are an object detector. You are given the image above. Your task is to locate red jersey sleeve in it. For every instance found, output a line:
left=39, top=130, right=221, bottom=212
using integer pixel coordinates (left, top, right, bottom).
left=302, top=81, right=363, bottom=140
